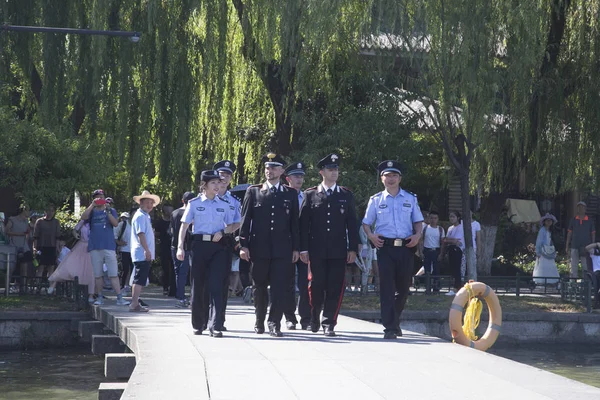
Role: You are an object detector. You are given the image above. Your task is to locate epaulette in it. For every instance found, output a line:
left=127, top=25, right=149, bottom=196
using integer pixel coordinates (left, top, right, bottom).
left=305, top=186, right=318, bottom=191
left=404, top=189, right=417, bottom=197
left=188, top=195, right=202, bottom=203
left=249, top=184, right=262, bottom=188
left=340, top=186, right=353, bottom=193
left=370, top=191, right=384, bottom=199
left=218, top=196, right=230, bottom=203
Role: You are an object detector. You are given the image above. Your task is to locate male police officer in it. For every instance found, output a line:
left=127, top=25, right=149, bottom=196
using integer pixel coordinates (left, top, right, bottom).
left=283, top=161, right=311, bottom=330
left=363, top=161, right=423, bottom=339
left=300, top=154, right=359, bottom=336
left=239, top=153, right=300, bottom=337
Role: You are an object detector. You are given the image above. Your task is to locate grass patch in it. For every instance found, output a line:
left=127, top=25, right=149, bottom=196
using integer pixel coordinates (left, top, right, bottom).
left=0, top=295, right=82, bottom=312
left=341, top=294, right=585, bottom=313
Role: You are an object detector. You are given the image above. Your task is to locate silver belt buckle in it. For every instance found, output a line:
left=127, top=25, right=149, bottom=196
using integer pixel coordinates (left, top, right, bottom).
left=393, top=239, right=403, bottom=247
left=202, top=234, right=212, bottom=241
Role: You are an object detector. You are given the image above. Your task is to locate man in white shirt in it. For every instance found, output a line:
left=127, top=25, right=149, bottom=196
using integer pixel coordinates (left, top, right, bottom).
left=471, top=211, right=481, bottom=254
left=420, top=211, right=445, bottom=293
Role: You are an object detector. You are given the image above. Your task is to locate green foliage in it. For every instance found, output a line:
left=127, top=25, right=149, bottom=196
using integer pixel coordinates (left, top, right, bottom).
left=0, top=107, right=106, bottom=209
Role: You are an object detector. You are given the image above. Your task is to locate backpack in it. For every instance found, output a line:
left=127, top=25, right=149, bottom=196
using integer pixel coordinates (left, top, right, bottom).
left=423, top=225, right=443, bottom=248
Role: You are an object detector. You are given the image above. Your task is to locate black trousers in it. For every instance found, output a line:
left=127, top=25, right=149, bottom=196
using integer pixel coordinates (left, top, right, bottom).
left=119, top=251, right=133, bottom=289
left=284, top=261, right=311, bottom=326
left=251, top=257, right=294, bottom=329
left=308, top=258, right=346, bottom=328
left=190, top=241, right=228, bottom=331
left=447, top=245, right=463, bottom=290
left=160, top=245, right=176, bottom=295
left=377, top=246, right=415, bottom=334
left=239, top=258, right=251, bottom=288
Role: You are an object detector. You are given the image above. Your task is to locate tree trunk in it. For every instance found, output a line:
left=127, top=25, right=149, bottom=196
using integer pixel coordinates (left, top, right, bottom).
left=477, top=192, right=507, bottom=275
left=459, top=169, right=477, bottom=281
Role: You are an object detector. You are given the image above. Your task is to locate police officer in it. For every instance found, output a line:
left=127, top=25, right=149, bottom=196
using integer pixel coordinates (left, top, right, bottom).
left=176, top=170, right=240, bottom=337
left=362, top=161, right=423, bottom=339
left=300, top=154, right=359, bottom=336
left=239, top=153, right=300, bottom=337
left=283, top=161, right=311, bottom=330
left=213, top=159, right=242, bottom=330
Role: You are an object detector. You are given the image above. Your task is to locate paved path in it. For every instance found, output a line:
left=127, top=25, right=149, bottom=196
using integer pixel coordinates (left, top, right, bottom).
left=94, top=288, right=600, bottom=400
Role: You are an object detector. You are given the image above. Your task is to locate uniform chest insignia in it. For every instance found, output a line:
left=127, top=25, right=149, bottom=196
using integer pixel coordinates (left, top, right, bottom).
left=403, top=203, right=411, bottom=208
left=197, top=207, right=205, bottom=211
left=229, top=206, right=235, bottom=210
left=338, top=199, right=347, bottom=203
left=216, top=208, right=225, bottom=212
left=340, top=208, right=345, bottom=214
left=379, top=204, right=388, bottom=209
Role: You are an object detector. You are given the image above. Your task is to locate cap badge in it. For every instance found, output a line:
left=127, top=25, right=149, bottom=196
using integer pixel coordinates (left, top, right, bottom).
left=387, top=161, right=393, bottom=167
left=267, top=153, right=276, bottom=160
left=331, top=154, right=338, bottom=162
left=225, top=161, right=230, bottom=167
left=297, top=163, right=302, bottom=169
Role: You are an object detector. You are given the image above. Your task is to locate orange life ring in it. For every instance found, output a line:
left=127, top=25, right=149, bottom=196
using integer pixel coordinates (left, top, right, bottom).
left=448, top=281, right=502, bottom=351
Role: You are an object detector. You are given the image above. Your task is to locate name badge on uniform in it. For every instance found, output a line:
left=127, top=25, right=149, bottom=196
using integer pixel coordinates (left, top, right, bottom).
left=339, top=199, right=347, bottom=203
left=379, top=204, right=388, bottom=209
left=216, top=208, right=225, bottom=212
left=403, top=203, right=411, bottom=208
left=197, top=207, right=205, bottom=211
left=229, top=206, right=235, bottom=210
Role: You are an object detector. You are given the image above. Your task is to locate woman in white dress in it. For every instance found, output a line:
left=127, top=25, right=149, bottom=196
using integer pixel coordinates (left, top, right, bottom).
left=533, top=213, right=560, bottom=284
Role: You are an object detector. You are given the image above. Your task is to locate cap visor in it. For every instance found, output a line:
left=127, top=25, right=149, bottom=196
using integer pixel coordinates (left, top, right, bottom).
left=381, top=168, right=402, bottom=175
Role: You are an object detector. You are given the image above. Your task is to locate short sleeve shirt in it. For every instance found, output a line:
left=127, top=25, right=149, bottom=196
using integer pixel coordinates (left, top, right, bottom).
left=88, top=209, right=118, bottom=252
left=447, top=224, right=465, bottom=251
left=131, top=209, right=155, bottom=262
left=182, top=194, right=234, bottom=235
left=568, top=216, right=595, bottom=249
left=471, top=221, right=481, bottom=250
left=362, top=188, right=424, bottom=238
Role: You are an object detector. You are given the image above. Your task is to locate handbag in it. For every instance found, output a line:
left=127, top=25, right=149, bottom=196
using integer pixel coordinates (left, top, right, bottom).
left=541, top=244, right=556, bottom=259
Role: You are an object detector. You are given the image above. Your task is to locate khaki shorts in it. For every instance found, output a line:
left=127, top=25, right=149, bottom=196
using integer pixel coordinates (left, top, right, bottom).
left=90, top=249, right=119, bottom=278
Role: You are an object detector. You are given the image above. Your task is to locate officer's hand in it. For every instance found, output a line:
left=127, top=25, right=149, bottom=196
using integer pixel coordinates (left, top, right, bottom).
left=347, top=251, right=357, bottom=264
left=292, top=251, right=300, bottom=263
left=405, top=234, right=420, bottom=248
left=240, top=247, right=250, bottom=261
left=176, top=247, right=185, bottom=261
left=212, top=231, right=223, bottom=243
left=300, top=252, right=309, bottom=264
left=437, top=254, right=443, bottom=262
left=369, top=233, right=384, bottom=249
left=144, top=249, right=152, bottom=261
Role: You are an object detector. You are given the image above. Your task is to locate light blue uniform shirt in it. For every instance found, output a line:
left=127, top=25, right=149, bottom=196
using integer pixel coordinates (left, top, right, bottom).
left=220, top=191, right=241, bottom=224
left=362, top=188, right=424, bottom=239
left=182, top=194, right=234, bottom=234
left=131, top=209, right=155, bottom=262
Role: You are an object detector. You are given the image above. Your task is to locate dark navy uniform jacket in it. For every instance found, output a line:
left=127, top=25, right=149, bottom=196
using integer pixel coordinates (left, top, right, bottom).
left=299, top=184, right=360, bottom=259
left=240, top=182, right=300, bottom=259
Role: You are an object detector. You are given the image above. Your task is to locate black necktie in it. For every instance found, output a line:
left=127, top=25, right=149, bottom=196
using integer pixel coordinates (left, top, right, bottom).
left=327, top=188, right=332, bottom=196
left=271, top=186, right=277, bottom=193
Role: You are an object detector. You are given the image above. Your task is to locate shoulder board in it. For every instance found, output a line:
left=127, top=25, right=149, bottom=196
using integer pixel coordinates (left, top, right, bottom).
left=282, top=185, right=290, bottom=191
left=218, top=196, right=230, bottom=203
left=306, top=186, right=318, bottom=191
left=404, top=190, right=417, bottom=197
left=339, top=186, right=353, bottom=193
left=188, top=195, right=202, bottom=203
left=249, top=184, right=262, bottom=188
left=370, top=191, right=384, bottom=199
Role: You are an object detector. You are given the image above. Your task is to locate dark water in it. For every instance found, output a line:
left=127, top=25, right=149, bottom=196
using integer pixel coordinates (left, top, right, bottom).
left=0, top=346, right=105, bottom=400
left=490, top=345, right=600, bottom=388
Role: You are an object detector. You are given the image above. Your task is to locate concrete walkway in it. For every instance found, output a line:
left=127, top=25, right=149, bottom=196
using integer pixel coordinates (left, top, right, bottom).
left=93, top=288, right=600, bottom=400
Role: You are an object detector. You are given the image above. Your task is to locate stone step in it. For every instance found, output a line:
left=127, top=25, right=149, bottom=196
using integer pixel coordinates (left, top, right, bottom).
left=105, top=353, right=136, bottom=379
left=98, top=382, right=128, bottom=400
left=92, top=335, right=126, bottom=356
left=78, top=320, right=105, bottom=342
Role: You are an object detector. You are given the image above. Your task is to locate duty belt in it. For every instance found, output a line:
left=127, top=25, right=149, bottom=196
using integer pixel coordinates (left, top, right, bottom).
left=382, top=238, right=410, bottom=247
left=192, top=234, right=218, bottom=242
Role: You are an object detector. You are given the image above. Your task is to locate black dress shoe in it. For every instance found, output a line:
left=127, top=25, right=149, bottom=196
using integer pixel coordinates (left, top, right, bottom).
left=269, top=327, right=283, bottom=337
left=323, top=326, right=336, bottom=337
left=193, top=329, right=203, bottom=335
left=383, top=332, right=397, bottom=340
left=221, top=326, right=227, bottom=332
left=254, top=324, right=265, bottom=334
left=310, top=322, right=320, bottom=333
left=301, top=324, right=310, bottom=331
left=398, top=328, right=403, bottom=337
left=286, top=321, right=297, bottom=330
left=210, top=329, right=223, bottom=338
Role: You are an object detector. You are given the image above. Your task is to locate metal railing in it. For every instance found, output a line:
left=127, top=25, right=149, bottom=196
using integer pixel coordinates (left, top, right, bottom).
left=1, top=275, right=90, bottom=311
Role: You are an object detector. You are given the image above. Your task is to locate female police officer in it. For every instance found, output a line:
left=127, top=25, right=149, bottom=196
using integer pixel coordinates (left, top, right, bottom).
left=176, top=170, right=240, bottom=337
